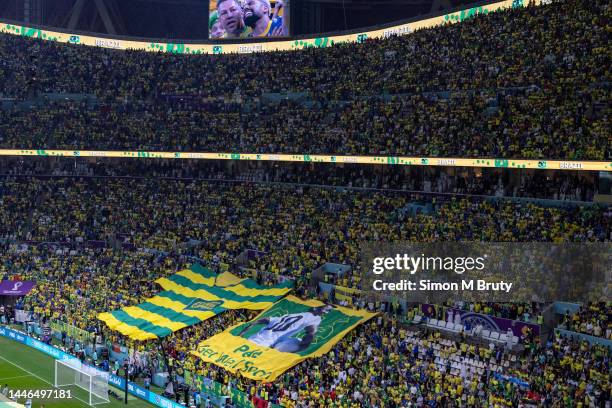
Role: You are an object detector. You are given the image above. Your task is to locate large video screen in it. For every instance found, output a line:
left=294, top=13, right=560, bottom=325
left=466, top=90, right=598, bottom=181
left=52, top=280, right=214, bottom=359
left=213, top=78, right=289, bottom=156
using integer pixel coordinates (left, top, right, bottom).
left=209, top=0, right=289, bottom=39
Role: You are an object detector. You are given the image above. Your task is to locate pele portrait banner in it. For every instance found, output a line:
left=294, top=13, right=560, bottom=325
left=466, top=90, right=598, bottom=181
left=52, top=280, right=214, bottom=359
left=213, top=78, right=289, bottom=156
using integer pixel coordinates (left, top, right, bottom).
left=192, top=295, right=375, bottom=381
left=98, top=264, right=293, bottom=341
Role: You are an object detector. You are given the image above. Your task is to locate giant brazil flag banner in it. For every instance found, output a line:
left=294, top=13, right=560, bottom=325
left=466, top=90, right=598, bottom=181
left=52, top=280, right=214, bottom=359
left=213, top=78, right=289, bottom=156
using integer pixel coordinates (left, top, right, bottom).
left=98, top=264, right=293, bottom=341
left=192, top=295, right=376, bottom=381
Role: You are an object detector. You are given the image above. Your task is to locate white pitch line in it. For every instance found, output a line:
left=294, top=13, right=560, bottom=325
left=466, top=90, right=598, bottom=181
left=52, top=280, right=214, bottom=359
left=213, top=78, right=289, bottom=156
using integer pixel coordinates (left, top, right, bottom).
left=0, top=354, right=52, bottom=386
left=0, top=374, right=33, bottom=381
left=0, top=354, right=92, bottom=407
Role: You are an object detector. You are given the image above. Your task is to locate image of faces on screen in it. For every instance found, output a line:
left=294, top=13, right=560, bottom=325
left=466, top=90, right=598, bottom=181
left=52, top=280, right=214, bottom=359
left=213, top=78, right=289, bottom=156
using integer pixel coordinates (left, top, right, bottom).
left=210, top=0, right=288, bottom=39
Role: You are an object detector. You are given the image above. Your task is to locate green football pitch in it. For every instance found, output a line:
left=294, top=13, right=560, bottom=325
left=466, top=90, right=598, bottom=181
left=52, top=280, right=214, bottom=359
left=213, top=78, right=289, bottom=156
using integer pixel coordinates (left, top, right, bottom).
left=0, top=336, right=155, bottom=408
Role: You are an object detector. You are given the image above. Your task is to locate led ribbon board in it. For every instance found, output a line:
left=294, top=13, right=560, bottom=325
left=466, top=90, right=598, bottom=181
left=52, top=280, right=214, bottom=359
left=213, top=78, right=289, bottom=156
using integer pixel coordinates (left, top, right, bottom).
left=0, top=150, right=608, bottom=171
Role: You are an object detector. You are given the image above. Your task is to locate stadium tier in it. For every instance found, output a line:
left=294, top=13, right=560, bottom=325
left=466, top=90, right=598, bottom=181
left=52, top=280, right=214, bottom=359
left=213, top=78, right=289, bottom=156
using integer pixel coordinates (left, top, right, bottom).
left=1, top=177, right=609, bottom=251
left=0, top=86, right=609, bottom=161
left=1, top=175, right=610, bottom=405
left=0, top=0, right=610, bottom=407
left=0, top=157, right=603, bottom=200
left=0, top=0, right=610, bottom=161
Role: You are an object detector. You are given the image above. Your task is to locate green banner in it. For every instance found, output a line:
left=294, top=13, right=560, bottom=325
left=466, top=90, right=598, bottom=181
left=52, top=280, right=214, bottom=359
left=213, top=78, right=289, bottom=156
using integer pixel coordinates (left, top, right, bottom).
left=99, top=265, right=292, bottom=340
left=193, top=295, right=376, bottom=381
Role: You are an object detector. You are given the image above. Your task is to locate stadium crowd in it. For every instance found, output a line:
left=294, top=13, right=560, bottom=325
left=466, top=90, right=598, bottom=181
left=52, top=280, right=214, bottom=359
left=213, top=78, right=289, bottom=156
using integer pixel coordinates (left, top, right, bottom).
left=0, top=176, right=609, bottom=406
left=3, top=243, right=611, bottom=407
left=0, top=0, right=610, bottom=405
left=5, top=245, right=612, bottom=407
left=0, top=0, right=610, bottom=159
left=1, top=178, right=609, bottom=283
left=0, top=85, right=608, bottom=159
left=560, top=302, right=612, bottom=340
left=208, top=316, right=610, bottom=407
left=0, top=156, right=602, bottom=202
left=434, top=302, right=541, bottom=323
left=0, top=0, right=607, bottom=99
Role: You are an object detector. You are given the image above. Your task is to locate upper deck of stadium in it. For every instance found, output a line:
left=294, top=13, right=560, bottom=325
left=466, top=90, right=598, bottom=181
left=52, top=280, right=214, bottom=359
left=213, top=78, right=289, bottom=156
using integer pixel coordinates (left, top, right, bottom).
left=0, top=0, right=609, bottom=168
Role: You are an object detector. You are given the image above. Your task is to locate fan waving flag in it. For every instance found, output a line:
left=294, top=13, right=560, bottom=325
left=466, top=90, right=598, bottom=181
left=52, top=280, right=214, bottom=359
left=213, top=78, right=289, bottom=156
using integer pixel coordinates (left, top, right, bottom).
left=98, top=264, right=293, bottom=341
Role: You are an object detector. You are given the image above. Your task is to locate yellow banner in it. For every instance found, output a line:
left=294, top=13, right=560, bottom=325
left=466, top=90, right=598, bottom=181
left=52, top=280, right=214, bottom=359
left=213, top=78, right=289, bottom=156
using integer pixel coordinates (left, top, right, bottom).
left=334, top=285, right=361, bottom=304
left=98, top=265, right=293, bottom=340
left=192, top=295, right=375, bottom=381
left=49, top=320, right=94, bottom=342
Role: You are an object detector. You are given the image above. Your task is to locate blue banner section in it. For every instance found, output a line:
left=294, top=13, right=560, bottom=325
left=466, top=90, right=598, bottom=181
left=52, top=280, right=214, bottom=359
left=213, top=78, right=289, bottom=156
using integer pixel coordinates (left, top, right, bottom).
left=0, top=326, right=183, bottom=408
left=493, top=372, right=529, bottom=388
left=553, top=301, right=581, bottom=315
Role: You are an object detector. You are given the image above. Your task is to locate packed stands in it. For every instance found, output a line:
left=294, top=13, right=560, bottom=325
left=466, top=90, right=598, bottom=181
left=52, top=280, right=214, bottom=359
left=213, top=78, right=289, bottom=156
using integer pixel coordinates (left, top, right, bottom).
left=0, top=0, right=610, bottom=159
left=0, top=157, right=602, bottom=201
left=559, top=302, right=611, bottom=340
left=0, top=0, right=610, bottom=406
left=1, top=178, right=609, bottom=270
left=0, top=175, right=609, bottom=405
left=1, top=0, right=608, bottom=99
left=0, top=85, right=609, bottom=158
